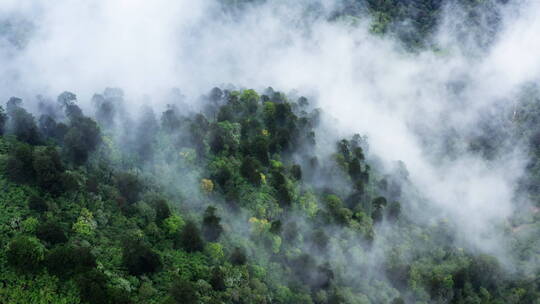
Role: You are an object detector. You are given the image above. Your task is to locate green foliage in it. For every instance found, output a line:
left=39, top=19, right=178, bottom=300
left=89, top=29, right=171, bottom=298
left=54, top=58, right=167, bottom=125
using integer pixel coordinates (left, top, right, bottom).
left=27, top=194, right=48, bottom=212
left=230, top=247, right=247, bottom=266
left=209, top=266, right=227, bottom=291
left=202, top=206, right=223, bottom=241
left=32, top=146, right=64, bottom=194
left=178, top=220, right=205, bottom=253
left=210, top=121, right=241, bottom=155
left=0, top=85, right=537, bottom=303
left=36, top=221, right=67, bottom=245
left=6, top=98, right=41, bottom=145
left=63, top=116, right=101, bottom=165
left=0, top=272, right=80, bottom=304
left=21, top=216, right=39, bottom=233
left=204, top=242, right=225, bottom=264
left=45, top=245, right=96, bottom=278
left=115, top=172, right=143, bottom=205
left=5, top=142, right=35, bottom=183
left=169, top=278, right=199, bottom=304
left=163, top=214, right=185, bottom=235
left=75, top=269, right=113, bottom=304
left=72, top=208, right=96, bottom=237
left=153, top=197, right=172, bottom=224
left=6, top=236, right=45, bottom=272
left=122, top=239, right=162, bottom=276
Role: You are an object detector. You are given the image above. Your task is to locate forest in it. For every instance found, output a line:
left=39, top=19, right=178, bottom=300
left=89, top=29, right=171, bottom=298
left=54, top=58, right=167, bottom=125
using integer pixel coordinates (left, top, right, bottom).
left=0, top=0, right=539, bottom=304
left=0, top=85, right=538, bottom=303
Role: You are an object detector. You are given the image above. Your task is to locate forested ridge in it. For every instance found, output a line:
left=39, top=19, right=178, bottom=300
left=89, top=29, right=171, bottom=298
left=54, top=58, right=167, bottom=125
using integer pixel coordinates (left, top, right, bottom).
left=0, top=0, right=539, bottom=303
left=0, top=85, right=538, bottom=304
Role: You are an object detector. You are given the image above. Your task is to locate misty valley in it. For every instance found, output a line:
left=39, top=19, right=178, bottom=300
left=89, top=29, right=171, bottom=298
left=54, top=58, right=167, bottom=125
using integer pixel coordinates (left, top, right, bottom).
left=0, top=1, right=539, bottom=304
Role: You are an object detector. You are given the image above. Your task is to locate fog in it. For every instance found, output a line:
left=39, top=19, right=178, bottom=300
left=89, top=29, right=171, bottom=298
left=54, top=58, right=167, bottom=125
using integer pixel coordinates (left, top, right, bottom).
left=1, top=0, right=539, bottom=268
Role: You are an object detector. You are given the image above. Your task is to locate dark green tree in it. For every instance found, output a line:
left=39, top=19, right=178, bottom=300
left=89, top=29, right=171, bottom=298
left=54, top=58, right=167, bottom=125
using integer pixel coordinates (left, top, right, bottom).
left=115, top=172, right=143, bottom=205
left=169, top=278, right=199, bottom=304
left=64, top=116, right=101, bottom=165
left=0, top=105, right=6, bottom=135
left=154, top=198, right=172, bottom=224
left=32, top=146, right=65, bottom=195
left=76, top=269, right=112, bottom=304
left=372, top=196, right=388, bottom=223
left=178, top=220, right=204, bottom=252
left=210, top=267, right=227, bottom=291
left=6, top=97, right=41, bottom=145
left=5, top=142, right=35, bottom=183
left=46, top=245, right=96, bottom=278
left=230, top=247, right=247, bottom=265
left=240, top=156, right=262, bottom=185
left=28, top=194, right=48, bottom=212
left=122, top=240, right=162, bottom=276
left=36, top=221, right=67, bottom=245
left=6, top=236, right=45, bottom=273
left=202, top=206, right=223, bottom=242
left=161, top=105, right=182, bottom=133
left=291, top=164, right=302, bottom=180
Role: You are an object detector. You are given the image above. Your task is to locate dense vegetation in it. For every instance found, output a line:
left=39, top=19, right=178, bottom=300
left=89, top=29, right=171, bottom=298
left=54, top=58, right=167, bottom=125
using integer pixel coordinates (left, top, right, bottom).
left=221, top=0, right=509, bottom=49
left=0, top=86, right=538, bottom=304
left=0, top=1, right=539, bottom=303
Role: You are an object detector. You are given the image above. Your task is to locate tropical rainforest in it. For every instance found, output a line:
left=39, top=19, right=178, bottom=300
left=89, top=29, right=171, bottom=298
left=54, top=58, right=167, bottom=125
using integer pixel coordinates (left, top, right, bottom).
left=0, top=0, right=538, bottom=304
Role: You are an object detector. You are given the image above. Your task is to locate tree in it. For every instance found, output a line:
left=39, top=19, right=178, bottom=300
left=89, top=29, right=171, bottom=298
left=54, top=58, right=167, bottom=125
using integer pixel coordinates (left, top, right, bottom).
left=348, top=157, right=362, bottom=181
left=45, top=245, right=96, bottom=278
left=64, top=116, right=101, bottom=165
left=92, top=93, right=116, bottom=128
left=200, top=178, right=214, bottom=194
left=210, top=121, right=241, bottom=155
left=161, top=104, right=182, bottom=133
left=58, top=91, right=83, bottom=119
left=6, top=236, right=45, bottom=272
left=291, top=164, right=302, bottom=180
left=272, top=170, right=292, bottom=206
left=230, top=247, right=247, bottom=265
left=28, top=194, right=48, bottom=212
left=115, top=172, right=143, bottom=205
left=6, top=97, right=41, bottom=145
left=36, top=221, right=67, bottom=245
left=202, top=206, right=223, bottom=242
left=240, top=156, right=262, bottom=185
left=178, top=220, right=204, bottom=252
left=337, top=139, right=351, bottom=162
left=210, top=267, right=227, bottom=291
left=163, top=214, right=185, bottom=235
left=372, top=196, right=388, bottom=223
left=170, top=278, right=199, bottom=304
left=76, top=269, right=112, bottom=304
left=153, top=197, right=171, bottom=224
left=0, top=105, right=6, bottom=135
left=239, top=89, right=260, bottom=114
left=250, top=135, right=270, bottom=165
left=122, top=240, right=162, bottom=276
left=33, top=146, right=65, bottom=195
left=5, top=142, right=35, bottom=183
left=469, top=254, right=503, bottom=291
left=135, top=107, right=159, bottom=162
left=270, top=220, right=282, bottom=235
left=38, top=115, right=60, bottom=140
